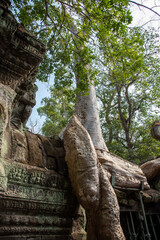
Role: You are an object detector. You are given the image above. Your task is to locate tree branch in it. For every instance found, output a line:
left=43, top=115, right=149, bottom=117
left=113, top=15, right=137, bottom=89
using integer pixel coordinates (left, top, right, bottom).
left=44, top=0, right=49, bottom=21
left=56, top=0, right=91, bottom=20
left=129, top=1, right=160, bottom=17
left=137, top=18, right=160, bottom=28
left=125, top=85, right=132, bottom=127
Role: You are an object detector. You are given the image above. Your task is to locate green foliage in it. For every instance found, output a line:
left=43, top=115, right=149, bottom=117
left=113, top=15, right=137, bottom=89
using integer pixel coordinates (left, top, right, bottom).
left=11, top=1, right=160, bottom=163
left=11, top=0, right=132, bottom=90
left=131, top=117, right=160, bottom=163
left=37, top=87, right=75, bottom=136
left=96, top=28, right=160, bottom=162
left=101, top=113, right=160, bottom=163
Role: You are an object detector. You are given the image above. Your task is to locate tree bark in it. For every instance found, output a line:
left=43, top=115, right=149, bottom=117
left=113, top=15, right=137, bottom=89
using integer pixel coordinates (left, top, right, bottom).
left=75, top=84, right=108, bottom=151
left=64, top=116, right=125, bottom=240
left=116, top=84, right=133, bottom=159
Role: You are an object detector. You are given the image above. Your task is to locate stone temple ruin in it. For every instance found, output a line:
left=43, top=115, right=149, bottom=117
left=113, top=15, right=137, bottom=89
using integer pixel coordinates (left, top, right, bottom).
left=0, top=1, right=160, bottom=239
left=0, top=1, right=78, bottom=239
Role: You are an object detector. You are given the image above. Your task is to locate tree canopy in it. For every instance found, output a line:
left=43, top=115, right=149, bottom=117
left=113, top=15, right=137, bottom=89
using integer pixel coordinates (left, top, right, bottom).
left=37, top=87, right=75, bottom=136
left=11, top=0, right=160, bottom=163
left=37, top=26, right=160, bottom=162
left=96, top=28, right=160, bottom=162
left=11, top=0, right=132, bottom=87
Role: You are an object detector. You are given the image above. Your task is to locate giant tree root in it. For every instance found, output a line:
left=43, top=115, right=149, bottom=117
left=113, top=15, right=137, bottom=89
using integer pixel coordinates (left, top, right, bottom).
left=97, top=149, right=149, bottom=189
left=141, top=158, right=160, bottom=181
left=64, top=115, right=125, bottom=240
left=141, top=158, right=160, bottom=191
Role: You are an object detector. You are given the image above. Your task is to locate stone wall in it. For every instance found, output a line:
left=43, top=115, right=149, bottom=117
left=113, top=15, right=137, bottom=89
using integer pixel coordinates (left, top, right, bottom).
left=0, top=84, right=78, bottom=239
left=0, top=1, right=78, bottom=239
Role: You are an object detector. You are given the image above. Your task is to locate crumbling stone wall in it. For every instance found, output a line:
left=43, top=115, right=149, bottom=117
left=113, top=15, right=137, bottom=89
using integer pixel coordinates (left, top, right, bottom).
left=0, top=1, right=78, bottom=239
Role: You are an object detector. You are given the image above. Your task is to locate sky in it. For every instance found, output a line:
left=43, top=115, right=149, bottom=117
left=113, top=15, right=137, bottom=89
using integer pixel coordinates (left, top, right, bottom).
left=26, top=80, right=51, bottom=132
left=26, top=0, right=160, bottom=133
left=129, top=0, right=160, bottom=29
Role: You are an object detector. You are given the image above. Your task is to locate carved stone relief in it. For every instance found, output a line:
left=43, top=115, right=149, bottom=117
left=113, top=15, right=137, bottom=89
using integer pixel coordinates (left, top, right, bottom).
left=0, top=2, right=78, bottom=239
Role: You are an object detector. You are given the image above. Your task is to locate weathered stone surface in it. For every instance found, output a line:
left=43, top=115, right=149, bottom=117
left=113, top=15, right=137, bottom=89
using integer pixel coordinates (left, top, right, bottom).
left=46, top=156, right=57, bottom=170
left=39, top=136, right=65, bottom=156
left=0, top=83, right=16, bottom=160
left=0, top=126, right=78, bottom=237
left=64, top=115, right=125, bottom=240
left=11, top=77, right=38, bottom=129
left=11, top=129, right=28, bottom=163
left=97, top=150, right=150, bottom=190
left=38, top=134, right=66, bottom=173
left=0, top=0, right=46, bottom=90
left=0, top=2, right=78, bottom=239
left=0, top=83, right=77, bottom=237
left=71, top=206, right=87, bottom=240
left=0, top=144, right=78, bottom=239
left=25, top=131, right=44, bottom=168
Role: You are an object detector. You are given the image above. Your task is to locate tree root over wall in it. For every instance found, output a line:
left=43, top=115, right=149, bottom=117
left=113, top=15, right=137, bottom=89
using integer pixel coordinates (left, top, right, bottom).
left=64, top=115, right=125, bottom=240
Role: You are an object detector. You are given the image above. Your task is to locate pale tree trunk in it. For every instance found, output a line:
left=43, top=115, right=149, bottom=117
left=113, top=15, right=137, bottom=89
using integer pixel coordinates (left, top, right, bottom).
left=74, top=48, right=108, bottom=151
left=75, top=83, right=108, bottom=152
